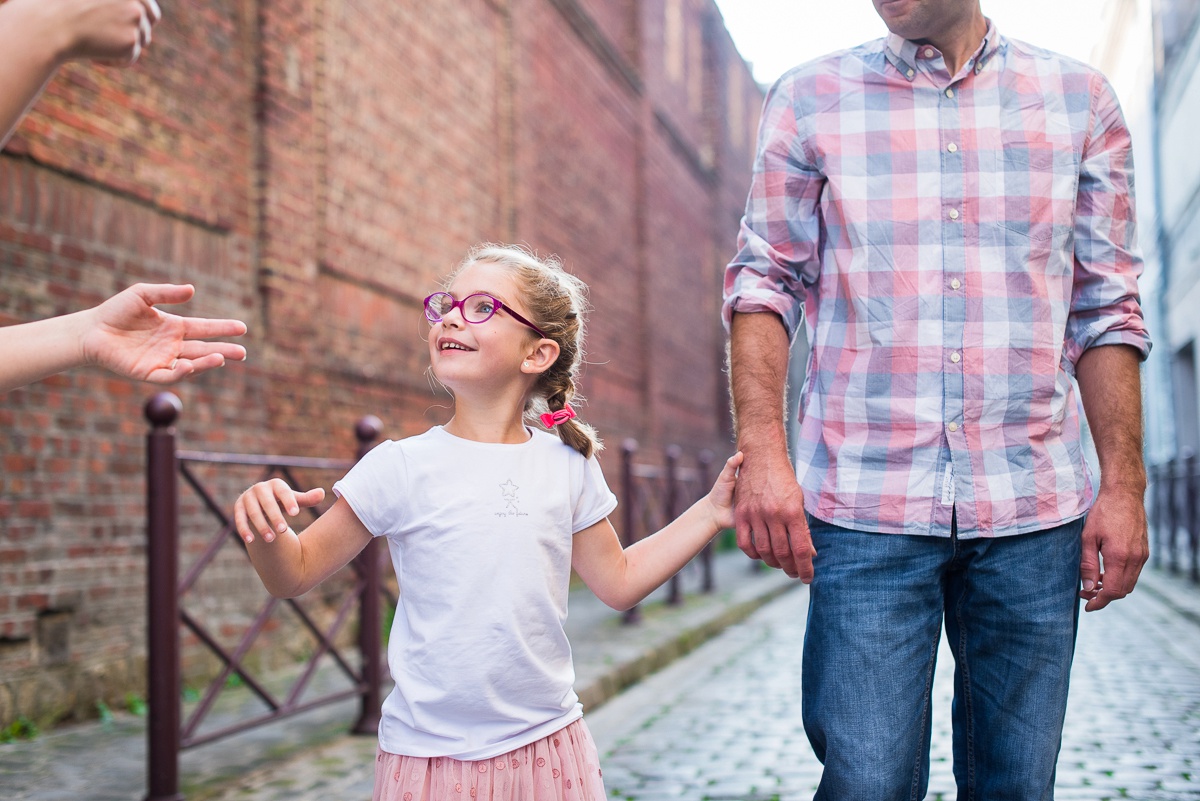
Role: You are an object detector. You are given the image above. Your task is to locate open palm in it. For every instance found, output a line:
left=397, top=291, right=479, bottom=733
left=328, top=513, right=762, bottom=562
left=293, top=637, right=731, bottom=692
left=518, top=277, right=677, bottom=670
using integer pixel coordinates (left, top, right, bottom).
left=82, top=284, right=247, bottom=383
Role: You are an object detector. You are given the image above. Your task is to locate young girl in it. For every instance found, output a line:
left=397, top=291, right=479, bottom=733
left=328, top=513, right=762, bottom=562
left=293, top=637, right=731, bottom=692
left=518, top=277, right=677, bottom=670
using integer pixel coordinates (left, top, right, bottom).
left=233, top=244, right=741, bottom=801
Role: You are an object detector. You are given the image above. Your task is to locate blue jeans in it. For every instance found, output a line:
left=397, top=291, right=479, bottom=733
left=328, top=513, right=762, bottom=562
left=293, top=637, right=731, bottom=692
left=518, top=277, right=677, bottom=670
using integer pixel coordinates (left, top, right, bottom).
left=802, top=514, right=1083, bottom=801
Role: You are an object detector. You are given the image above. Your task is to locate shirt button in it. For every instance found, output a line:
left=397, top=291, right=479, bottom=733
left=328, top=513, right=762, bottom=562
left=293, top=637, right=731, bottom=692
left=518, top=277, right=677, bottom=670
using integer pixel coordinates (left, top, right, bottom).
left=950, top=278, right=961, bottom=290
left=950, top=352, right=961, bottom=363
left=948, top=208, right=960, bottom=220
left=924, top=48, right=935, bottom=58
left=948, top=422, right=959, bottom=432
left=945, top=88, right=955, bottom=98
left=947, top=142, right=958, bottom=153
left=906, top=68, right=915, bottom=78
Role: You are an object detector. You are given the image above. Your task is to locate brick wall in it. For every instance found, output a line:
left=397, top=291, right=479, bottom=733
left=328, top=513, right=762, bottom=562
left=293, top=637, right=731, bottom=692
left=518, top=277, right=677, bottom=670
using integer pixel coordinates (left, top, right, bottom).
left=0, top=0, right=763, bottom=728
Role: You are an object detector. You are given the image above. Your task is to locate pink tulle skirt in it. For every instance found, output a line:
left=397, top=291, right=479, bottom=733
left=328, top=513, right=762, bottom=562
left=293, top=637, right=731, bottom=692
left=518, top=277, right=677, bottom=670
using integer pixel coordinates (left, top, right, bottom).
left=372, top=718, right=606, bottom=801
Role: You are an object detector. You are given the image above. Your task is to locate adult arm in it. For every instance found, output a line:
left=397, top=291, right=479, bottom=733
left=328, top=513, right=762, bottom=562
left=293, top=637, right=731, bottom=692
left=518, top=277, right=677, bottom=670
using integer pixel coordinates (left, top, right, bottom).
left=727, top=312, right=812, bottom=580
left=0, top=283, right=247, bottom=392
left=1075, top=345, right=1147, bottom=611
left=0, top=0, right=161, bottom=149
left=722, top=71, right=822, bottom=581
left=572, top=454, right=741, bottom=611
left=1067, top=74, right=1153, bottom=611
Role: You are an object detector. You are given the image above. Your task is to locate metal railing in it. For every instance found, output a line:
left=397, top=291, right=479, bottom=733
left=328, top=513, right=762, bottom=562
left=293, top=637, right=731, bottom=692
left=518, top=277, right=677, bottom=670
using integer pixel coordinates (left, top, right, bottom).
left=618, top=439, right=719, bottom=623
left=143, top=392, right=386, bottom=801
left=1148, top=453, right=1199, bottom=584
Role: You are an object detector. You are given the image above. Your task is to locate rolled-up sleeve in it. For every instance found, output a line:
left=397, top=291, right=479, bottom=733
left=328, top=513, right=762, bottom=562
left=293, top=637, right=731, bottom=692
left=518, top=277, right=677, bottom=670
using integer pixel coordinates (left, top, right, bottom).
left=722, top=72, right=825, bottom=341
left=1063, top=74, right=1152, bottom=370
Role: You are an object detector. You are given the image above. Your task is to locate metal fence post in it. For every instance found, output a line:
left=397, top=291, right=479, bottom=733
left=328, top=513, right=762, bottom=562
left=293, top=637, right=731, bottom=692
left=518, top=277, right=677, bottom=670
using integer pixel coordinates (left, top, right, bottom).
left=666, top=445, right=684, bottom=606
left=145, top=392, right=183, bottom=801
left=352, top=416, right=384, bottom=735
left=621, top=439, right=641, bottom=624
left=1186, top=453, right=1198, bottom=584
left=1150, top=463, right=1163, bottom=569
left=1168, top=458, right=1180, bottom=574
left=698, top=449, right=715, bottom=593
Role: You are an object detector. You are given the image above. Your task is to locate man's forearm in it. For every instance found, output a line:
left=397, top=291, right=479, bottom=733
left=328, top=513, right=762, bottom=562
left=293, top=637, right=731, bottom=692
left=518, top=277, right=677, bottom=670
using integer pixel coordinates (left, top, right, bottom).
left=1075, top=344, right=1146, bottom=493
left=728, top=311, right=792, bottom=451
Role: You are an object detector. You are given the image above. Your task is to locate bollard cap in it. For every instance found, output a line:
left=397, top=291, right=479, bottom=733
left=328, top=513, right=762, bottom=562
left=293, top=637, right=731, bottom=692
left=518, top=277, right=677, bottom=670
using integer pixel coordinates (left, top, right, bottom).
left=356, top=415, right=383, bottom=443
left=144, top=392, right=182, bottom=427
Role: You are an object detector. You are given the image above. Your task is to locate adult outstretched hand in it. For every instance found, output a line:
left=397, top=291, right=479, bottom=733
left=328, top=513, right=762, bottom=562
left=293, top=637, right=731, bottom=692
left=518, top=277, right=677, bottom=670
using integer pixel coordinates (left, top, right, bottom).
left=1, top=283, right=247, bottom=393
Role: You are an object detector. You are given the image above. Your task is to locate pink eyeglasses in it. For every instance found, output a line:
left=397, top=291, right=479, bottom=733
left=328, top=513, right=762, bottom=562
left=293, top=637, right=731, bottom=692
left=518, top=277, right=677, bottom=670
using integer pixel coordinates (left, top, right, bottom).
left=423, top=292, right=547, bottom=339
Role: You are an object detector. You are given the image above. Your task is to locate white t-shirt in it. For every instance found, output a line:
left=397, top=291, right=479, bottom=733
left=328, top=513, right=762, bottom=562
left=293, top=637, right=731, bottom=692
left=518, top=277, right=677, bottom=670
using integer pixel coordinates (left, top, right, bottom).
left=332, top=426, right=618, bottom=760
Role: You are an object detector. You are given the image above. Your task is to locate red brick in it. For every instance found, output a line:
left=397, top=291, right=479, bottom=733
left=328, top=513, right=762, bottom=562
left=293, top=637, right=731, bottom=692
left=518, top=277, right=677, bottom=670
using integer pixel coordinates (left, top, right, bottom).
left=0, top=0, right=762, bottom=728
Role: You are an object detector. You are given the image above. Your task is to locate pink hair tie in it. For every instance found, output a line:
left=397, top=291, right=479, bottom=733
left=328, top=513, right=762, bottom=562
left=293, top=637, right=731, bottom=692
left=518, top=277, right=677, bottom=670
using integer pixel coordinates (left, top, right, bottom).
left=540, top=405, right=576, bottom=428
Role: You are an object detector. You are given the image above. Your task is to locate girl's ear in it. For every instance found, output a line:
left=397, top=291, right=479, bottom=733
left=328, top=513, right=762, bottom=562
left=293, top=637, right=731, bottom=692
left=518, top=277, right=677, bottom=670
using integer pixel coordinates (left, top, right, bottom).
left=521, top=339, right=560, bottom=374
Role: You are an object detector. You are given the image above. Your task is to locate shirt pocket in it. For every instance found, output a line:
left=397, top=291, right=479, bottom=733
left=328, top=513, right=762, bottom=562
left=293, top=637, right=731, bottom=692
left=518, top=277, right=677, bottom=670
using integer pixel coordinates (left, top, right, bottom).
left=993, top=136, right=1077, bottom=245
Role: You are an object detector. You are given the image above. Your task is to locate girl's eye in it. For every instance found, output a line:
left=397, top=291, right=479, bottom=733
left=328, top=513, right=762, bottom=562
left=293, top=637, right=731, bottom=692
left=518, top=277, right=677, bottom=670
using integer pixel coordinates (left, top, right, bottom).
left=473, top=298, right=495, bottom=315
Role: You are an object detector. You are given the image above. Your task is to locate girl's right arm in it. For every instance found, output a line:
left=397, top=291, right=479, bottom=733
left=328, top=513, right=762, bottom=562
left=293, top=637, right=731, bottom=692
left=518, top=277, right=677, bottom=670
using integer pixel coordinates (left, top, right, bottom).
left=234, top=479, right=374, bottom=599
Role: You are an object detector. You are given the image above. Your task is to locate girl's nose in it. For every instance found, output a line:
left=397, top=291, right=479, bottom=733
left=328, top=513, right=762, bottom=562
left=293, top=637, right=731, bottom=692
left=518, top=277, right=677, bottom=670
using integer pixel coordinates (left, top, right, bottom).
left=441, top=305, right=466, bottom=328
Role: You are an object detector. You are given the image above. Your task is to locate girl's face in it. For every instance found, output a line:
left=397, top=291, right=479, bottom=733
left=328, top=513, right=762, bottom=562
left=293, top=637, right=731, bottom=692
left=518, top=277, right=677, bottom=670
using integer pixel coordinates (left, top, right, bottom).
left=427, top=261, right=545, bottom=393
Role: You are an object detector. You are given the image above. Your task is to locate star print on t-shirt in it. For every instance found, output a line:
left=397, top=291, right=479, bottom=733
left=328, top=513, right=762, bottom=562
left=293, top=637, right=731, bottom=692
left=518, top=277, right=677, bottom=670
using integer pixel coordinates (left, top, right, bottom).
left=497, top=479, right=526, bottom=517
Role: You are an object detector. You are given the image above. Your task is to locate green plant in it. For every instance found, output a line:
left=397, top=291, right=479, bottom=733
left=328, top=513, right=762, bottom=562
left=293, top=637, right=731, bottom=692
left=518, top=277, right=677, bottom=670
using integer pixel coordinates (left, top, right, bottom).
left=125, top=692, right=147, bottom=716
left=96, top=700, right=113, bottom=724
left=715, top=527, right=738, bottom=552
left=0, top=716, right=39, bottom=743
left=383, top=598, right=396, bottom=644
left=225, top=672, right=244, bottom=689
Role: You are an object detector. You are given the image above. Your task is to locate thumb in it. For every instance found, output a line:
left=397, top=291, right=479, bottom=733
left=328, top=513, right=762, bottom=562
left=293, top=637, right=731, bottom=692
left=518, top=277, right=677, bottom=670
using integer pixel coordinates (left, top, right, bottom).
left=294, top=487, right=326, bottom=509
left=1079, top=520, right=1101, bottom=595
left=132, top=282, right=196, bottom=308
left=714, top=452, right=743, bottom=492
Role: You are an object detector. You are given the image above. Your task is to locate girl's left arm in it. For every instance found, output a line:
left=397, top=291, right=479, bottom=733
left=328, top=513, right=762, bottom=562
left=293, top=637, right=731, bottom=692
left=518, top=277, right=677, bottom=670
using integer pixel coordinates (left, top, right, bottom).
left=572, top=453, right=741, bottom=611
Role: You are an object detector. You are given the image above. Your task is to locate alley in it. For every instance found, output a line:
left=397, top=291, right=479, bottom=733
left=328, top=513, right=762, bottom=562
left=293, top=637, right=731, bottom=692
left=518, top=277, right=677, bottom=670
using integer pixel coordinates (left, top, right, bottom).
left=589, top=570, right=1200, bottom=801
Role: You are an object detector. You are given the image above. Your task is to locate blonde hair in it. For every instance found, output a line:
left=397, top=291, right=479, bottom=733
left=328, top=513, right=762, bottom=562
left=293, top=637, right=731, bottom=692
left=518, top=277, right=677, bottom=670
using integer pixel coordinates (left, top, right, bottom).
left=447, top=244, right=602, bottom=458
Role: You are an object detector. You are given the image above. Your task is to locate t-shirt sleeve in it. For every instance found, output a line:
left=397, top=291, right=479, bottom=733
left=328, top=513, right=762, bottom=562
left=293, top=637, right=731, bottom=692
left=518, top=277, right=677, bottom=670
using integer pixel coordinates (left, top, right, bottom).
left=332, top=440, right=408, bottom=538
left=572, top=453, right=618, bottom=534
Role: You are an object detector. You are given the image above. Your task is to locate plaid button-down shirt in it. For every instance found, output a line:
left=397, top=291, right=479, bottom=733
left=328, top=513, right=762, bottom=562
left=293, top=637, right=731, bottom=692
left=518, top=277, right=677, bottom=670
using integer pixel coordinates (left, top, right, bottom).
left=723, top=23, right=1151, bottom=538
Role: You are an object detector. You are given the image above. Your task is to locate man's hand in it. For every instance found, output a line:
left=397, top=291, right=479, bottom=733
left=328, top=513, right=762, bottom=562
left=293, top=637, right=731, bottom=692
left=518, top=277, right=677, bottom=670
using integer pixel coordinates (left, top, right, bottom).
left=81, top=283, right=247, bottom=383
left=734, top=447, right=814, bottom=581
left=1079, top=487, right=1149, bottom=611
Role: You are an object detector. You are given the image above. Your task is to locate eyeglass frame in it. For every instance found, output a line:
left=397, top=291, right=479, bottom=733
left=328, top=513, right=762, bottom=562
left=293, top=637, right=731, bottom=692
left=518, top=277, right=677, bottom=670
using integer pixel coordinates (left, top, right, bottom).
left=422, top=291, right=548, bottom=339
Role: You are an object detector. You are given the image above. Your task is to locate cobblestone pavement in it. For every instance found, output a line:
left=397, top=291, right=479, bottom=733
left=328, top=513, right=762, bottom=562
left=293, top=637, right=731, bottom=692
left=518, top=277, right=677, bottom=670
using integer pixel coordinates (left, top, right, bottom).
left=0, top=551, right=794, bottom=801
left=588, top=568, right=1200, bottom=801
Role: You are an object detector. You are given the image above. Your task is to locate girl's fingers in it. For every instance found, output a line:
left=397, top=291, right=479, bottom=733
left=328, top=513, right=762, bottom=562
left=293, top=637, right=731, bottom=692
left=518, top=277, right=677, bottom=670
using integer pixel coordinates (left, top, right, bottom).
left=250, top=482, right=288, bottom=539
left=237, top=482, right=323, bottom=542
left=233, top=496, right=253, bottom=544
left=241, top=490, right=276, bottom=542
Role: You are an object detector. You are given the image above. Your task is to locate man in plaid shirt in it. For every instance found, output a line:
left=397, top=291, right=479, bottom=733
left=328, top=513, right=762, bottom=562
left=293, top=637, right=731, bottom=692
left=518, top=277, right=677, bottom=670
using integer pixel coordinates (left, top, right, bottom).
left=724, top=1, right=1151, bottom=797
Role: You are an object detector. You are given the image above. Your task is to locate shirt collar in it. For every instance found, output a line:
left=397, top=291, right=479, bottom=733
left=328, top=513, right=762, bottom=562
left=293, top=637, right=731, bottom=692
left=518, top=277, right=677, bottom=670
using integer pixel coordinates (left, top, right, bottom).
left=885, top=18, right=1003, bottom=82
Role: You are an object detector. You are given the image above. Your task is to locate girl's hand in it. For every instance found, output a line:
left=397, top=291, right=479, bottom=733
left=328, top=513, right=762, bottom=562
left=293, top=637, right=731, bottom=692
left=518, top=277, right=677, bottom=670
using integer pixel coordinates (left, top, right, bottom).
left=704, top=452, right=743, bottom=532
left=234, top=478, right=326, bottom=545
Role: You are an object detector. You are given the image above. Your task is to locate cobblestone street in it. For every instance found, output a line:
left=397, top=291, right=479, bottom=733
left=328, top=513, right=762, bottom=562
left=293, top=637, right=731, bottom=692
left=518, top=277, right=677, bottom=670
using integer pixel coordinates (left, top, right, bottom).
left=588, top=569, right=1200, bottom=801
